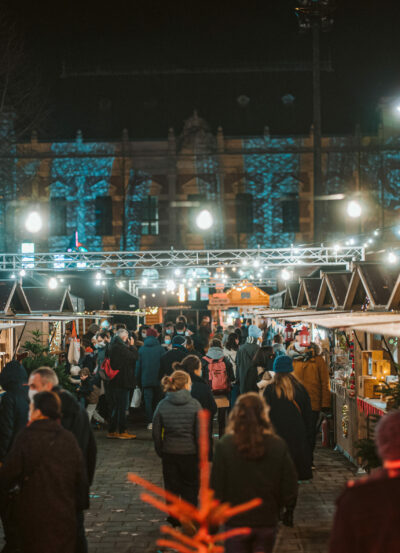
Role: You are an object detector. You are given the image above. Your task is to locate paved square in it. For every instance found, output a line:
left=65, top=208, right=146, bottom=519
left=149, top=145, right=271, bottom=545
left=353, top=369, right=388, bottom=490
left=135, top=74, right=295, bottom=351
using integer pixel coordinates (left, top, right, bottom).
left=85, top=425, right=355, bottom=553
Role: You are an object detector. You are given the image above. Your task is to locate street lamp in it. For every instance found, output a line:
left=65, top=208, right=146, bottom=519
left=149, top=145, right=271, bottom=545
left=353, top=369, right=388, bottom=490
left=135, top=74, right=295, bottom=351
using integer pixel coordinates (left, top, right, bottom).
left=25, top=211, right=43, bottom=233
left=196, top=209, right=213, bottom=230
left=346, top=200, right=362, bottom=218
left=48, top=277, right=58, bottom=290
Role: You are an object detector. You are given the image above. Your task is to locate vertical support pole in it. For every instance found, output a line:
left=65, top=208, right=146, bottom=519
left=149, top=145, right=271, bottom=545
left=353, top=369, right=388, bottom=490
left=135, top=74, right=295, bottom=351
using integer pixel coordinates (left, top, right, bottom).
left=312, top=20, right=323, bottom=242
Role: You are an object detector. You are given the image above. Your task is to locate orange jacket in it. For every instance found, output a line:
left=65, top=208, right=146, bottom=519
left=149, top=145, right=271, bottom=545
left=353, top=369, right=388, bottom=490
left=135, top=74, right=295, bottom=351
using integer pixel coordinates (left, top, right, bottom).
left=289, top=346, right=331, bottom=411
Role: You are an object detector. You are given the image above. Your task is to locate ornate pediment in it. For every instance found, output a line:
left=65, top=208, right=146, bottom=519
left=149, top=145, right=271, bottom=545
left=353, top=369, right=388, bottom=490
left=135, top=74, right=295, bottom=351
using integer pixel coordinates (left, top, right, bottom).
left=179, top=110, right=216, bottom=153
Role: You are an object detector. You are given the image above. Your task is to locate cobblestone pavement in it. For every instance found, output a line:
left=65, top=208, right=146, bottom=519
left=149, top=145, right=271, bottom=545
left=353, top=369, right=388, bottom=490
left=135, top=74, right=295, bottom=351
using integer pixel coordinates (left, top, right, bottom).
left=0, top=420, right=356, bottom=553
left=86, top=422, right=356, bottom=553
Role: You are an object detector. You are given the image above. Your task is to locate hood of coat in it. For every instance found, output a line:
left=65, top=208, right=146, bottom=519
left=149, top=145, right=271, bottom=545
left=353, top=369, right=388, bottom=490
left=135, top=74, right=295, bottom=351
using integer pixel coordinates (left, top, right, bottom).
left=165, top=389, right=193, bottom=405
left=0, top=360, right=27, bottom=391
left=143, top=336, right=161, bottom=348
left=206, top=346, right=224, bottom=360
left=287, top=342, right=319, bottom=361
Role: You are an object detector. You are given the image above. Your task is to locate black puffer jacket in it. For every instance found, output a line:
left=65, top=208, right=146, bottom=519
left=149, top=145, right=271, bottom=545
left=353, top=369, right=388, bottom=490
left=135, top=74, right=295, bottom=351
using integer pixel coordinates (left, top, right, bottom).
left=0, top=361, right=29, bottom=462
left=54, top=387, right=97, bottom=487
left=109, top=335, right=138, bottom=389
left=152, top=390, right=201, bottom=456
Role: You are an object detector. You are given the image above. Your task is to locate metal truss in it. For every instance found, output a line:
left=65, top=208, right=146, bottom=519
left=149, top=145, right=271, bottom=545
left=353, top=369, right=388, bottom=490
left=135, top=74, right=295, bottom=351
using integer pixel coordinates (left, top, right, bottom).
left=1, top=246, right=364, bottom=272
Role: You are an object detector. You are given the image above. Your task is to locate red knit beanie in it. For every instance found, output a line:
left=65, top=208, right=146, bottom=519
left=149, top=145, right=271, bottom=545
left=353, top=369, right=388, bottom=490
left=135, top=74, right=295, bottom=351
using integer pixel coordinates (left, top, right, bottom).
left=146, top=328, right=158, bottom=338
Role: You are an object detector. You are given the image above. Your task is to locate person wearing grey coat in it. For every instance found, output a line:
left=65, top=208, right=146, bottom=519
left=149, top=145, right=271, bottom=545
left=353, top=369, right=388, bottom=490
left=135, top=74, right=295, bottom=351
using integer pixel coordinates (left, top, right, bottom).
left=152, top=373, right=201, bottom=523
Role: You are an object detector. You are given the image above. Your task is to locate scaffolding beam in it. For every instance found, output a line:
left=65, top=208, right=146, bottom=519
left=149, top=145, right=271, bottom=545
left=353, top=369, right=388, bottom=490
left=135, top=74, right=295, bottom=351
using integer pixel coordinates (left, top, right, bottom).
left=3, top=246, right=364, bottom=273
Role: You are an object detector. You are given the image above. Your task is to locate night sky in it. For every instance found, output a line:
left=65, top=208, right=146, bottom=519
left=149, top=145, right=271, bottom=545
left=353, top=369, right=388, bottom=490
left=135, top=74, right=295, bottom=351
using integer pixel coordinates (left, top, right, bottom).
left=6, top=0, right=400, bottom=139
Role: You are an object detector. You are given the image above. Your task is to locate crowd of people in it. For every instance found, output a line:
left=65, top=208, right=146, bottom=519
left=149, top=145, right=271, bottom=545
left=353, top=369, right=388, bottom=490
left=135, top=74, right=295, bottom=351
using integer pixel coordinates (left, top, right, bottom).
left=0, top=314, right=398, bottom=553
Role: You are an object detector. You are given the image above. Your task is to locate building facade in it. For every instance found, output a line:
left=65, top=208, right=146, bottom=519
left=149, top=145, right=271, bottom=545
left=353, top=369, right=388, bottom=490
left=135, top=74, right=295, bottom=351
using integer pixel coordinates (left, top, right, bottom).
left=0, top=110, right=399, bottom=254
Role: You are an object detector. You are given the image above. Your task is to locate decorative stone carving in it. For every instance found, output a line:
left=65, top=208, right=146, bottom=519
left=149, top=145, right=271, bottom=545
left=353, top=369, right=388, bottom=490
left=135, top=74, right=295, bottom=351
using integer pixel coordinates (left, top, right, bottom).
left=179, top=110, right=216, bottom=153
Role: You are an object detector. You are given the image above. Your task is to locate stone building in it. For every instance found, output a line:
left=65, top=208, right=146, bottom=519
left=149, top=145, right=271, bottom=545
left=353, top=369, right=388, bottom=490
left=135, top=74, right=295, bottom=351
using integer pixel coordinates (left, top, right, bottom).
left=0, top=109, right=399, bottom=254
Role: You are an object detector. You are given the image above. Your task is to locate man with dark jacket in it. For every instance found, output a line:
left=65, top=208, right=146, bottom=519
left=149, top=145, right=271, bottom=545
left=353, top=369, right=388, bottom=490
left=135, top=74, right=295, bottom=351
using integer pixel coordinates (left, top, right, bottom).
left=0, top=361, right=29, bottom=463
left=108, top=328, right=138, bottom=439
left=0, top=361, right=29, bottom=551
left=28, top=366, right=97, bottom=553
left=329, top=410, right=400, bottom=553
left=159, top=335, right=189, bottom=379
left=236, top=325, right=262, bottom=394
left=136, top=328, right=166, bottom=429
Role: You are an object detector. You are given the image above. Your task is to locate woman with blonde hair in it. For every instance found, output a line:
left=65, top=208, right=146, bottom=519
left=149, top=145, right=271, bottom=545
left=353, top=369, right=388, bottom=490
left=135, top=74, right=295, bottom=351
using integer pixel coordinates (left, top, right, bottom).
left=264, top=355, right=313, bottom=481
left=211, top=393, right=298, bottom=553
left=152, top=370, right=201, bottom=526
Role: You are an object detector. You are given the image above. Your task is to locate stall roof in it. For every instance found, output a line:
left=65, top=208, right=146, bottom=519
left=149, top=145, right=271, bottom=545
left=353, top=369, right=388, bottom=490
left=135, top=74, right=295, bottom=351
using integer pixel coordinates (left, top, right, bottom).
left=357, top=263, right=398, bottom=308
left=0, top=323, right=25, bottom=329
left=297, top=278, right=322, bottom=308
left=324, top=272, right=352, bottom=308
left=3, top=314, right=96, bottom=321
left=0, top=281, right=30, bottom=315
left=23, top=287, right=75, bottom=313
left=290, top=312, right=400, bottom=330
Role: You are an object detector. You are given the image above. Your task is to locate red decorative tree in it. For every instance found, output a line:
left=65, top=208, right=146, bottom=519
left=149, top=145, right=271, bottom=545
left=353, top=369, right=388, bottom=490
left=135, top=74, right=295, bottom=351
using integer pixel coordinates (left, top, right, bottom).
left=128, top=410, right=262, bottom=553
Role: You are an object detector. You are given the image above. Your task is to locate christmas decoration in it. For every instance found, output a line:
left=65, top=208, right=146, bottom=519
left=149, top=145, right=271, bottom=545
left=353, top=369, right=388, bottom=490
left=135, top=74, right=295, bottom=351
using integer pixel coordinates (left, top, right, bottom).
left=341, top=404, right=349, bottom=438
left=299, top=326, right=311, bottom=347
left=128, top=410, right=262, bottom=553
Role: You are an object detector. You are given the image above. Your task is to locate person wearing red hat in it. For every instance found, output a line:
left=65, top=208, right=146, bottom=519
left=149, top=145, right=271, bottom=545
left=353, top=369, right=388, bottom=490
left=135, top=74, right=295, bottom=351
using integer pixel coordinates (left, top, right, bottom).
left=136, top=327, right=166, bottom=429
left=329, top=410, right=400, bottom=553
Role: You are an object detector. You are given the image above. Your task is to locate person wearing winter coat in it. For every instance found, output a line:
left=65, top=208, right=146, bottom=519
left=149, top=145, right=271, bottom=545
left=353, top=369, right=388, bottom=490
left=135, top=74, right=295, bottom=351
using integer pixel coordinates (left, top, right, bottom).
left=152, top=370, right=201, bottom=526
left=28, top=366, right=97, bottom=553
left=210, top=393, right=298, bottom=553
left=136, top=327, right=166, bottom=429
left=236, top=325, right=262, bottom=394
left=223, top=333, right=240, bottom=407
left=0, top=361, right=29, bottom=551
left=287, top=340, right=331, bottom=461
left=202, top=338, right=235, bottom=438
left=159, top=335, right=189, bottom=379
left=173, top=355, right=217, bottom=458
left=264, top=355, right=313, bottom=481
left=329, top=410, right=400, bottom=553
left=272, top=334, right=286, bottom=357
left=0, top=391, right=88, bottom=553
left=253, top=346, right=275, bottom=394
left=0, top=361, right=29, bottom=463
left=108, top=328, right=138, bottom=439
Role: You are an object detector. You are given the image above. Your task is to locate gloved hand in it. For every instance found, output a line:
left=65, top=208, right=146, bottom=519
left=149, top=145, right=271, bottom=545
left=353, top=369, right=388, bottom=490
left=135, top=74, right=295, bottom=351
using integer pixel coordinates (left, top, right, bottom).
left=282, top=508, right=294, bottom=527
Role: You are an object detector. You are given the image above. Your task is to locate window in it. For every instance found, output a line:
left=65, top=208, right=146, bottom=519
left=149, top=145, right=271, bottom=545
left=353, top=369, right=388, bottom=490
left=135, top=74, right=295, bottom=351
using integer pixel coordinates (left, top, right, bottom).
left=50, top=198, right=67, bottom=236
left=95, top=196, right=113, bottom=236
left=235, top=193, right=253, bottom=233
left=282, top=194, right=299, bottom=233
left=141, top=196, right=159, bottom=235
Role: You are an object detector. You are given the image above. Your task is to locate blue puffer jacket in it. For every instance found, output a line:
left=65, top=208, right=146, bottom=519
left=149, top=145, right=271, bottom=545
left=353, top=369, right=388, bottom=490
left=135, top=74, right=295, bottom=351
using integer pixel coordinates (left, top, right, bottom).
left=136, top=336, right=166, bottom=388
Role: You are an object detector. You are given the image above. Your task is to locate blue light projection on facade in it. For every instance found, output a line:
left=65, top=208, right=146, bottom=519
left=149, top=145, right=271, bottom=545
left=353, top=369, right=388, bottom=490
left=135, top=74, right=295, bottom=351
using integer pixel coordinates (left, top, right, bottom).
left=195, top=155, right=224, bottom=249
left=324, top=138, right=356, bottom=195
left=243, top=137, right=301, bottom=248
left=49, top=140, right=115, bottom=251
left=122, top=169, right=152, bottom=251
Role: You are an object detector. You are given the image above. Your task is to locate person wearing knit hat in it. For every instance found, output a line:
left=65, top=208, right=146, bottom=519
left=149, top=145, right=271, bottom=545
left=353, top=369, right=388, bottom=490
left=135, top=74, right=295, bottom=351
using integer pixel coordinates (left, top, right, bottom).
left=158, top=334, right=189, bottom=397
left=273, top=355, right=294, bottom=374
left=248, top=324, right=262, bottom=340
left=146, top=327, right=158, bottom=338
left=264, top=355, right=313, bottom=485
left=329, top=409, right=400, bottom=553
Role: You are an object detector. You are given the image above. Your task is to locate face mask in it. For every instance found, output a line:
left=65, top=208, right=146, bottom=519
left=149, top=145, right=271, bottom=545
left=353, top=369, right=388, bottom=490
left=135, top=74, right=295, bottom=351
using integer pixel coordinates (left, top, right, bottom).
left=28, top=389, right=38, bottom=402
left=97, top=341, right=104, bottom=348
left=142, top=333, right=147, bottom=339
left=185, top=330, right=191, bottom=336
left=177, top=331, right=184, bottom=335
left=166, top=329, right=173, bottom=335
left=165, top=339, right=171, bottom=345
